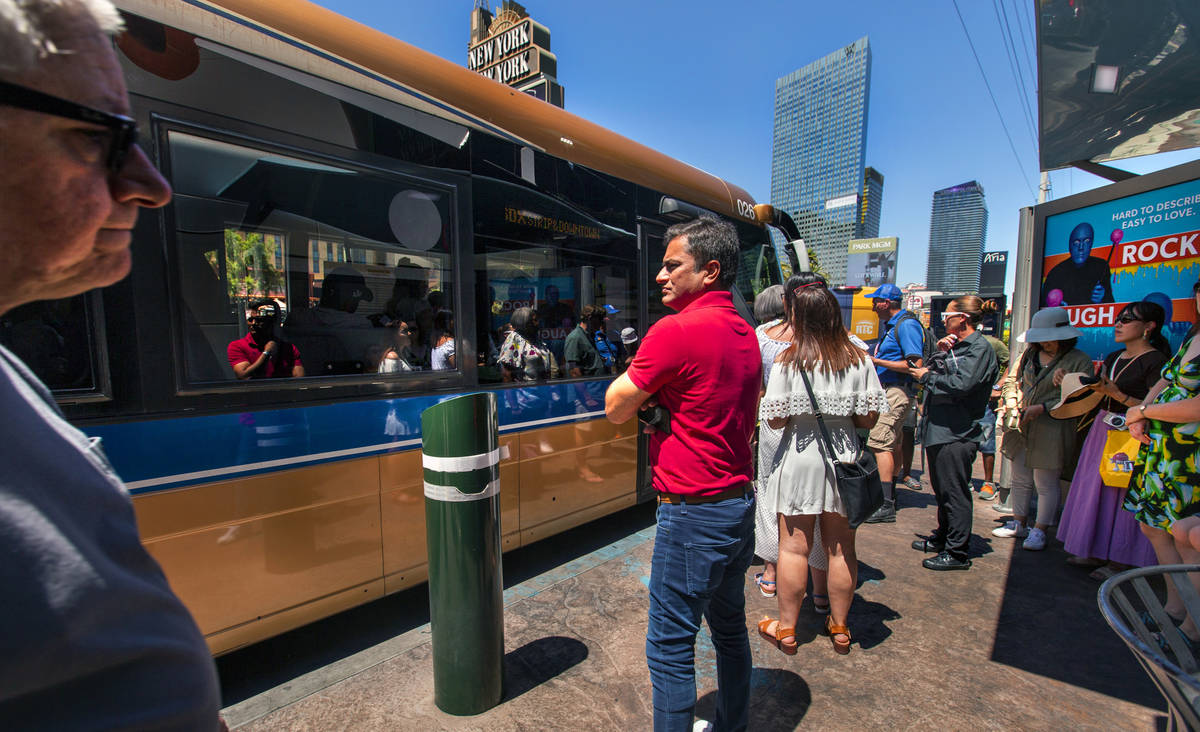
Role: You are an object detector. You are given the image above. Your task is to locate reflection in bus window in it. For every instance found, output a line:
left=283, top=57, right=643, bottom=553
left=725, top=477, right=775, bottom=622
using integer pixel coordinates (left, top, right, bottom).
left=166, top=131, right=456, bottom=382
left=0, top=295, right=98, bottom=393
left=473, top=174, right=636, bottom=384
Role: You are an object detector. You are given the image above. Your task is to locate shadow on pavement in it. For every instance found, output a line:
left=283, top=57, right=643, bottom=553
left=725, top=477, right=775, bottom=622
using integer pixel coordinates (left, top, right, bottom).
left=848, top=595, right=901, bottom=650
left=991, top=535, right=1165, bottom=711
left=502, top=636, right=589, bottom=702
left=695, top=668, right=810, bottom=731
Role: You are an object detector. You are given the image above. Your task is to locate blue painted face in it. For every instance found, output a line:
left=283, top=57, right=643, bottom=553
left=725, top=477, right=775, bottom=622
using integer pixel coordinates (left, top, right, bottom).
left=1068, top=222, right=1094, bottom=266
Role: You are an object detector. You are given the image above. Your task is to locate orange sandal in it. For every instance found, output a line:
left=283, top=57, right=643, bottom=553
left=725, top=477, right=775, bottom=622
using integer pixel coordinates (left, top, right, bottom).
left=758, top=617, right=798, bottom=655
left=826, top=617, right=851, bottom=655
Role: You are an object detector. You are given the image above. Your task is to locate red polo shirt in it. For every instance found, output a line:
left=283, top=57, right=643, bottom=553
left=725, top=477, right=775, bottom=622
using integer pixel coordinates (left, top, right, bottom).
left=227, top=333, right=302, bottom=379
left=626, top=290, right=761, bottom=496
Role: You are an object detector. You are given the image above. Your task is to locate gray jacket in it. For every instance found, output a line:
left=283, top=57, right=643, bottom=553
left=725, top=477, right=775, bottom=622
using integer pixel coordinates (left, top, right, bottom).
left=917, top=331, right=1000, bottom=447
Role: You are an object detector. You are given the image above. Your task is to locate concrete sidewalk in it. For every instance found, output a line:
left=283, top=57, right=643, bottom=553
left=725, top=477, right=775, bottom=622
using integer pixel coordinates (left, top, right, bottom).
left=223, top=467, right=1165, bottom=731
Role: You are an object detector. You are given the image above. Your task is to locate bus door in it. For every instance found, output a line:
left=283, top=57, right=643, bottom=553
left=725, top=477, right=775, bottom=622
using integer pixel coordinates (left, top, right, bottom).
left=635, top=219, right=668, bottom=503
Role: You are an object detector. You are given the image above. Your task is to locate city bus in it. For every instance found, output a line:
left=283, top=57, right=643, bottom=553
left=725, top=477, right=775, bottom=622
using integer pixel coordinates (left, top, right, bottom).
left=0, top=0, right=793, bottom=655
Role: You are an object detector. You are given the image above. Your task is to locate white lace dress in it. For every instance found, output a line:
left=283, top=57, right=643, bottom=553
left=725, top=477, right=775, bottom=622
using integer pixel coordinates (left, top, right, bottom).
left=759, top=358, right=888, bottom=517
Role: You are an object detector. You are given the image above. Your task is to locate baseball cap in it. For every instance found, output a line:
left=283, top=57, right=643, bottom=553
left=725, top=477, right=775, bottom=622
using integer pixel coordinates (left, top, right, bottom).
left=620, top=327, right=638, bottom=344
left=861, top=283, right=903, bottom=302
left=604, top=304, right=620, bottom=315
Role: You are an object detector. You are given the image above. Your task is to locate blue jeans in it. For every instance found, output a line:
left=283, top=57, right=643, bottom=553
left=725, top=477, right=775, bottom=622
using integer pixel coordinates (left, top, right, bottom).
left=647, top=491, right=755, bottom=732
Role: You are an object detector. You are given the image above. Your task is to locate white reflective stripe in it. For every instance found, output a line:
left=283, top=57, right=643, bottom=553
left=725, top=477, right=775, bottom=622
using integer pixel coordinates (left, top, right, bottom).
left=422, top=447, right=503, bottom=473
left=423, top=479, right=500, bottom=502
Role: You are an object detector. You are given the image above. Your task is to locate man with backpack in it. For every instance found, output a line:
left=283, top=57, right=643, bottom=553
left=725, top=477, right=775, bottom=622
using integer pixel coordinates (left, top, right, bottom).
left=862, top=284, right=929, bottom=523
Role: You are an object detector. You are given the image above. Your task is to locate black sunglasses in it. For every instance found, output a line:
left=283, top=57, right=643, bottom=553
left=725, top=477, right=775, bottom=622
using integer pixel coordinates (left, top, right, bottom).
left=1116, top=312, right=1142, bottom=324
left=0, top=80, right=138, bottom=175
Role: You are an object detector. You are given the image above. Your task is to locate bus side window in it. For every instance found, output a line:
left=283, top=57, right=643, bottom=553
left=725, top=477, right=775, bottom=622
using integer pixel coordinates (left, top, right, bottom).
left=0, top=295, right=99, bottom=394
left=165, top=130, right=455, bottom=384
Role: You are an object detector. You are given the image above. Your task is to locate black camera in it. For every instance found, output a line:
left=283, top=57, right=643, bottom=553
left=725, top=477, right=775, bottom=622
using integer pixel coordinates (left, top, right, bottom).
left=637, top=405, right=672, bottom=435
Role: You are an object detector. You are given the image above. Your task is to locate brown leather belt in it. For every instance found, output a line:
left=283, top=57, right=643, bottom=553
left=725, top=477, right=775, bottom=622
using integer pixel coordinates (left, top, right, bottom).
left=657, top=484, right=750, bottom=505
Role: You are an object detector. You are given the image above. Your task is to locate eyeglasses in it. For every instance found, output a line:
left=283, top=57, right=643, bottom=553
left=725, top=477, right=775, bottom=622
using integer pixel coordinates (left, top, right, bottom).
left=1115, top=313, right=1142, bottom=324
left=0, top=80, right=139, bottom=175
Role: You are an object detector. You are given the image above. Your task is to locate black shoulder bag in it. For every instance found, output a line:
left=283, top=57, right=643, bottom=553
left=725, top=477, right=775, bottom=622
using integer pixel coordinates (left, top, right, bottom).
left=798, top=368, right=883, bottom=529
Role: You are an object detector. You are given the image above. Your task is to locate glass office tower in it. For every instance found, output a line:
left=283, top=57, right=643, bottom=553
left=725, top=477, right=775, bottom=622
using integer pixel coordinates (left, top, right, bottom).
left=770, top=37, right=871, bottom=284
left=926, top=181, right=988, bottom=294
left=856, top=167, right=884, bottom=239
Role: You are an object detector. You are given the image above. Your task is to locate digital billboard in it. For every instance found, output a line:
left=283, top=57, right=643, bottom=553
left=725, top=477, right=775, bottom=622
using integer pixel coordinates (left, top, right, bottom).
left=1034, top=160, right=1200, bottom=361
left=844, top=237, right=897, bottom=289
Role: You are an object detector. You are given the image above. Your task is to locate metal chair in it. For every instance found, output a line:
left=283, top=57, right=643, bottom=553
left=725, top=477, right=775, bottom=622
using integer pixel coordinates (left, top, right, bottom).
left=1098, top=564, right=1200, bottom=730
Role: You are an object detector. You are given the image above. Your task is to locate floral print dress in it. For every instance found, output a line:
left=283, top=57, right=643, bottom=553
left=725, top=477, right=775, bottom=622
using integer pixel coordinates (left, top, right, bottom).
left=1124, top=335, right=1200, bottom=530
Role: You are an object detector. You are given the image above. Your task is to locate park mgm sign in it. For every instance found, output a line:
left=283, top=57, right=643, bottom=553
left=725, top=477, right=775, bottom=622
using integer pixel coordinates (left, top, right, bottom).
left=469, top=2, right=564, bottom=108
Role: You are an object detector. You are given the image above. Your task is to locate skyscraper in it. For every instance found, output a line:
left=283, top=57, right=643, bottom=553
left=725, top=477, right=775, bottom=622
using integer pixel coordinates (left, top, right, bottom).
left=856, top=167, right=884, bottom=239
left=770, top=37, right=871, bottom=284
left=926, top=181, right=988, bottom=294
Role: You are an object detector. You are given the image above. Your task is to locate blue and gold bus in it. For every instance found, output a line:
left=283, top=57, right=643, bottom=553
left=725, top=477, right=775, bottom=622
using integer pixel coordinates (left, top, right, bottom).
left=0, top=0, right=793, bottom=654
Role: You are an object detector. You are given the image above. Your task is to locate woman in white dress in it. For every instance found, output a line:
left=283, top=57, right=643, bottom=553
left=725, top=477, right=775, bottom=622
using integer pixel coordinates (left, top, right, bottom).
left=753, top=280, right=829, bottom=614
left=757, top=278, right=886, bottom=656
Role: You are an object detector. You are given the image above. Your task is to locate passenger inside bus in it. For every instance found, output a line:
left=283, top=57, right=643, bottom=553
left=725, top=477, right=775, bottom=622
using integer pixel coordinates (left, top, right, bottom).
left=283, top=266, right=380, bottom=375
left=499, top=307, right=559, bottom=381
left=378, top=320, right=419, bottom=373
left=431, top=310, right=455, bottom=371
left=227, top=300, right=304, bottom=379
left=382, top=260, right=434, bottom=367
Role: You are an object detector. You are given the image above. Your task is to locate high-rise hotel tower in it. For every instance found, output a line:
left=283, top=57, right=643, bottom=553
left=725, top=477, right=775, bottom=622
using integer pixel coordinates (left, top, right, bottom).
left=770, top=37, right=872, bottom=284
left=926, top=181, right=989, bottom=294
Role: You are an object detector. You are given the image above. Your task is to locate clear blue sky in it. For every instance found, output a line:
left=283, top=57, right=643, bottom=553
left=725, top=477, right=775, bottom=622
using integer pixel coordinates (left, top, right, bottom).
left=309, top=0, right=1200, bottom=293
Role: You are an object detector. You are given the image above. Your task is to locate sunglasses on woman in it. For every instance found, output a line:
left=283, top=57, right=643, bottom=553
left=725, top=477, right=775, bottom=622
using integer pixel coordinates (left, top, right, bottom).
left=1115, top=313, right=1142, bottom=324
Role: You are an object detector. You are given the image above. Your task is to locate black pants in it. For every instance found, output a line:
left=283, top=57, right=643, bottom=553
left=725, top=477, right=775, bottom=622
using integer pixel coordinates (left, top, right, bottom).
left=926, top=440, right=978, bottom=561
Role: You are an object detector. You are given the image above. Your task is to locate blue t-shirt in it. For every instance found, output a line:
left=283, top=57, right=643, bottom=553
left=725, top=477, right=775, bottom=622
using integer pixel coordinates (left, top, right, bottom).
left=873, top=310, right=924, bottom=385
left=595, top=331, right=618, bottom=368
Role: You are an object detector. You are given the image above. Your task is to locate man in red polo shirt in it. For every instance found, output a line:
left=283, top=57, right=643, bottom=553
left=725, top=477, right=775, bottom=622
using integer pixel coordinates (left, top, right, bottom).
left=606, top=217, right=760, bottom=732
left=228, top=300, right=304, bottom=379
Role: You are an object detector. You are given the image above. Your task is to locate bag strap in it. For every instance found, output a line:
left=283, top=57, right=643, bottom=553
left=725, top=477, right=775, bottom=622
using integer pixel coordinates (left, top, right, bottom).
left=798, top=368, right=841, bottom=466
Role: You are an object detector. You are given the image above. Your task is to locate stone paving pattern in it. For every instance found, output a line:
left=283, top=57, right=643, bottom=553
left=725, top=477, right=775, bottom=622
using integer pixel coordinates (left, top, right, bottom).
left=227, top=464, right=1165, bottom=731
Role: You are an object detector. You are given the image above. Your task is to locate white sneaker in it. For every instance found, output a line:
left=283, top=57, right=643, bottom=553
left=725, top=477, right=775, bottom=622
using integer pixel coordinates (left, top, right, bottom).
left=1023, top=527, right=1047, bottom=551
left=992, top=520, right=1028, bottom=539
left=693, top=721, right=714, bottom=732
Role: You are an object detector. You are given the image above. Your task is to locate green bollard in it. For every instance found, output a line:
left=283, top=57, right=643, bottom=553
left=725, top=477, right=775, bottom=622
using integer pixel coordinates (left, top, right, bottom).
left=421, top=393, right=505, bottom=715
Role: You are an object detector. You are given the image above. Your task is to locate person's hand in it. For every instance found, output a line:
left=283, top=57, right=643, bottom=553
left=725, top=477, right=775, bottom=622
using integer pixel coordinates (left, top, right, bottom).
left=1129, top=416, right=1151, bottom=445
left=909, top=366, right=929, bottom=381
left=639, top=396, right=660, bottom=434
left=1019, top=403, right=1044, bottom=428
left=1090, top=375, right=1121, bottom=399
left=1091, top=282, right=1105, bottom=304
left=936, top=334, right=957, bottom=352
left=585, top=397, right=600, bottom=409
left=1052, top=367, right=1067, bottom=386
left=263, top=340, right=279, bottom=357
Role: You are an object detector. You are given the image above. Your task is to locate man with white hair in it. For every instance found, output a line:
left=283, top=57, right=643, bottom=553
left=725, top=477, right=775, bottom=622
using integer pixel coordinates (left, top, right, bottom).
left=0, top=1, right=221, bottom=727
